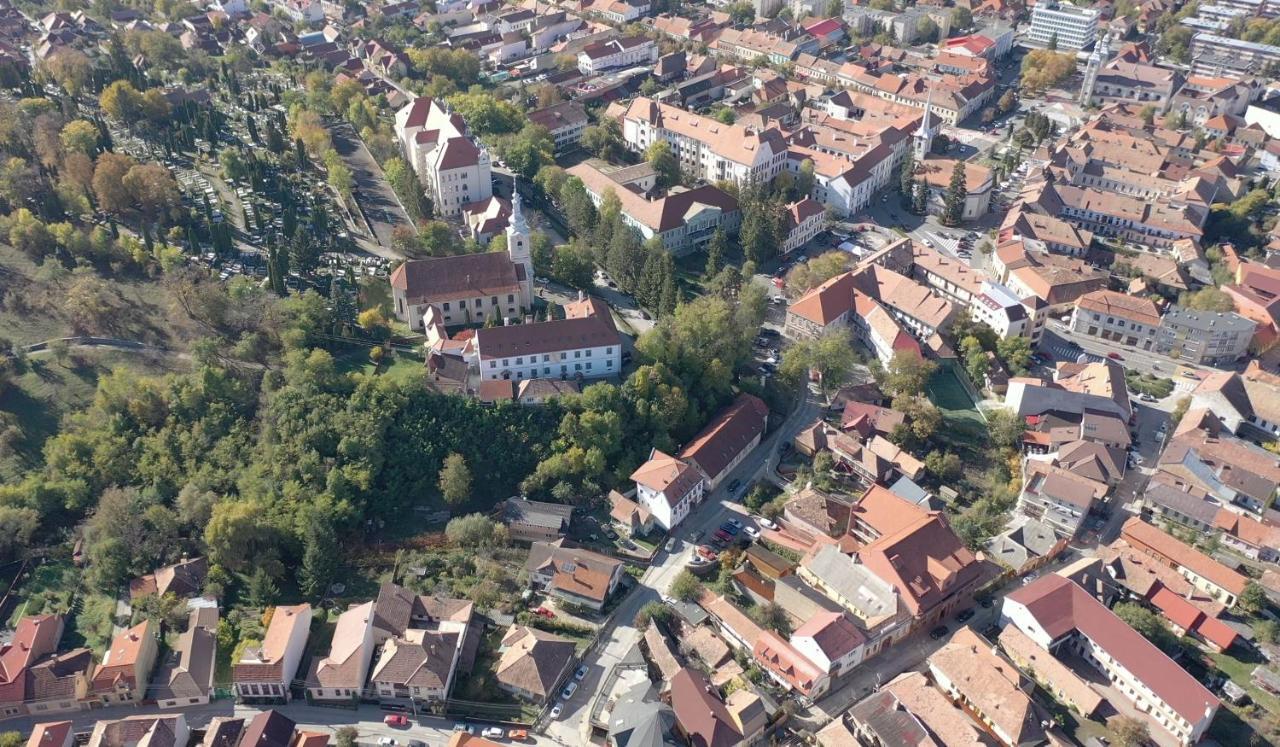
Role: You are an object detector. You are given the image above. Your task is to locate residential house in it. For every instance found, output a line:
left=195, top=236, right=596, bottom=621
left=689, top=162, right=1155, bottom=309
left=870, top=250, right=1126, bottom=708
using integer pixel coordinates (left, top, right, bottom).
left=842, top=670, right=988, bottom=746
left=525, top=540, right=625, bottom=611
left=239, top=710, right=296, bottom=747
left=781, top=199, right=826, bottom=254
left=997, top=625, right=1104, bottom=718
left=369, top=627, right=464, bottom=704
left=0, top=615, right=65, bottom=719
left=25, top=722, right=73, bottom=747
left=500, top=497, right=573, bottom=543
left=789, top=610, right=867, bottom=679
left=608, top=491, right=655, bottom=537
left=1003, top=575, right=1219, bottom=745
left=1004, top=360, right=1131, bottom=421
left=678, top=394, right=768, bottom=491
left=1155, top=409, right=1279, bottom=515
left=1070, top=290, right=1162, bottom=351
left=667, top=668, right=742, bottom=747
left=927, top=627, right=1044, bottom=747
left=1213, top=509, right=1280, bottom=562
left=752, top=631, right=830, bottom=700
left=370, top=582, right=475, bottom=648
left=798, top=545, right=909, bottom=655
left=88, top=621, right=158, bottom=706
left=86, top=715, right=189, bottom=747
left=494, top=626, right=575, bottom=703
left=153, top=610, right=217, bottom=709
left=1018, top=460, right=1109, bottom=538
left=306, top=602, right=375, bottom=703
left=233, top=604, right=312, bottom=702
left=1119, top=517, right=1248, bottom=606
left=992, top=238, right=1108, bottom=314
left=986, top=519, right=1070, bottom=575
left=630, top=449, right=706, bottom=530
left=128, top=557, right=208, bottom=600
left=25, top=648, right=93, bottom=717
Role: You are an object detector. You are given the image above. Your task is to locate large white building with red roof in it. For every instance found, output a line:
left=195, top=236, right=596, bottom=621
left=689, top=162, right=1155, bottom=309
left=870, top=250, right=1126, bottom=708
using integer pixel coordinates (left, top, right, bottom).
left=630, top=448, right=706, bottom=530
left=394, top=96, right=493, bottom=217
left=1003, top=575, right=1219, bottom=745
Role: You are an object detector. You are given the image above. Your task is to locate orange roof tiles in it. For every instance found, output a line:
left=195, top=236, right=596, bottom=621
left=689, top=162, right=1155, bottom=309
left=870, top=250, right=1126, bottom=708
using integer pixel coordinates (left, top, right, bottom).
left=1120, top=518, right=1247, bottom=597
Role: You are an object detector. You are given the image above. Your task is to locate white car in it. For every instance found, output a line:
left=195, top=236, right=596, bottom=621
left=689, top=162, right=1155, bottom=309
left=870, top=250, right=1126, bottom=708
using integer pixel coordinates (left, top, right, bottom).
left=377, top=739, right=397, bottom=746
left=561, top=682, right=578, bottom=699
left=759, top=518, right=778, bottom=531
left=482, top=728, right=504, bottom=739
left=550, top=704, right=563, bottom=719
left=744, top=526, right=761, bottom=539
left=575, top=665, right=589, bottom=681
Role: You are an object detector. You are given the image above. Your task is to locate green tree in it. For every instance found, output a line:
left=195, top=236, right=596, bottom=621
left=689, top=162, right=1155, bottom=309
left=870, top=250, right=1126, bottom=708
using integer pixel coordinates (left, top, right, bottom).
left=670, top=569, right=704, bottom=602
left=1113, top=602, right=1179, bottom=653
left=705, top=227, right=727, bottom=278
left=1179, top=287, right=1236, bottom=312
left=646, top=140, right=680, bottom=188
left=996, top=335, right=1033, bottom=374
left=245, top=567, right=280, bottom=609
left=882, top=351, right=937, bottom=398
left=445, top=513, right=505, bottom=547
left=952, top=5, right=972, bottom=28
left=580, top=119, right=625, bottom=162
left=1239, top=580, right=1269, bottom=615
left=780, top=330, right=857, bottom=395
left=941, top=160, right=967, bottom=226
left=299, top=516, right=338, bottom=597
left=1111, top=716, right=1151, bottom=747
left=1169, top=396, right=1191, bottom=425
left=1020, top=49, right=1076, bottom=95
left=439, top=452, right=473, bottom=507
left=0, top=732, right=24, bottom=747
left=751, top=602, right=792, bottom=636
left=551, top=241, right=595, bottom=289
left=334, top=727, right=359, bottom=747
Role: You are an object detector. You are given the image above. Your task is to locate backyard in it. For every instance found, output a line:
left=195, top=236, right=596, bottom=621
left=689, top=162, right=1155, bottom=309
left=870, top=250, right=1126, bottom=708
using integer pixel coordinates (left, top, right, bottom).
left=925, top=361, right=988, bottom=456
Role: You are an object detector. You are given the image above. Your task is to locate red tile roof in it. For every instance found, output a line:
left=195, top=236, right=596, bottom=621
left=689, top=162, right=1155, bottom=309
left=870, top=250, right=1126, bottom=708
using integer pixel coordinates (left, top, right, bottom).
left=1007, top=575, right=1219, bottom=725
left=679, top=394, right=768, bottom=482
left=753, top=630, right=825, bottom=696
left=856, top=513, right=979, bottom=618
left=669, top=668, right=742, bottom=747
left=1120, top=518, right=1248, bottom=597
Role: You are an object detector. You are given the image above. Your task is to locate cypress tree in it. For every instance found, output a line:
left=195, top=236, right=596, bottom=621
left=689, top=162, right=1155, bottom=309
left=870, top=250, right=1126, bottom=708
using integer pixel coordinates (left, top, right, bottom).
left=705, top=227, right=726, bottom=278
left=942, top=161, right=967, bottom=227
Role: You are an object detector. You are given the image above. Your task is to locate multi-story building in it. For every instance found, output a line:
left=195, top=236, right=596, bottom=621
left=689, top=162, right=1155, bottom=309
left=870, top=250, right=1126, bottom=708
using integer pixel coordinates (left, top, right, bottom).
left=567, top=160, right=741, bottom=255
left=678, top=394, right=769, bottom=490
left=1003, top=575, right=1219, bottom=745
left=232, top=604, right=312, bottom=703
left=576, top=36, right=657, bottom=74
left=620, top=97, right=789, bottom=187
left=630, top=449, right=706, bottom=529
left=1189, top=32, right=1280, bottom=77
left=1155, top=306, right=1254, bottom=365
left=527, top=101, right=589, bottom=152
left=0, top=615, right=65, bottom=719
left=1070, top=290, right=1162, bottom=351
left=910, top=247, right=1045, bottom=341
left=394, top=97, right=492, bottom=217
left=1027, top=1, right=1099, bottom=50
left=781, top=199, right=826, bottom=254
left=1018, top=460, right=1109, bottom=537
left=474, top=295, right=622, bottom=382
left=389, top=194, right=534, bottom=330
left=1120, top=517, right=1248, bottom=606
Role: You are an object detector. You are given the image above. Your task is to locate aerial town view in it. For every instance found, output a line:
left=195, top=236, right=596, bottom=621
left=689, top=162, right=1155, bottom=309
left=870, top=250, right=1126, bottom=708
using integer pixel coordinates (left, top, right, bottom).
left=2, top=0, right=1280, bottom=744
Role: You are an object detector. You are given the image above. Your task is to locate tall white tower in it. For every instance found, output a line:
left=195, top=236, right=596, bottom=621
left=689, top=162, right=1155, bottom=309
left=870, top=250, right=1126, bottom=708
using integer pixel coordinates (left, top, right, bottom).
left=1080, top=32, right=1111, bottom=106
left=506, top=189, right=534, bottom=308
left=914, top=90, right=938, bottom=160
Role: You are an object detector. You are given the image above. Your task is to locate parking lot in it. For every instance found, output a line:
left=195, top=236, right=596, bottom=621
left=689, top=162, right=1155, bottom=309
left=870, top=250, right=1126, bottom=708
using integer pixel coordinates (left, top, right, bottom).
left=330, top=123, right=416, bottom=255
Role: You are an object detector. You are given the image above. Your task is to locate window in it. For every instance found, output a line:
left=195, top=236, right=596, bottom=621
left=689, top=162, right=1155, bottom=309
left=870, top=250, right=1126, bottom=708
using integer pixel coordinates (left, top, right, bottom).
left=585, top=349, right=592, bottom=357
left=544, top=367, right=550, bottom=375
left=516, top=357, right=523, bottom=365
left=475, top=298, right=482, bottom=308
left=489, top=361, right=496, bottom=369
left=560, top=352, right=567, bottom=360
left=543, top=354, right=550, bottom=362
left=575, top=351, right=581, bottom=358
left=586, top=362, right=593, bottom=370
left=503, top=359, right=509, bottom=366
left=575, top=363, right=582, bottom=371
left=508, top=294, right=515, bottom=303
left=491, top=296, right=498, bottom=305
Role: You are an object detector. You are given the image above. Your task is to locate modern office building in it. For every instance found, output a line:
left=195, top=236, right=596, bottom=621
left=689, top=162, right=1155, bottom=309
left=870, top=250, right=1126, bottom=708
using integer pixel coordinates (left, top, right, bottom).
left=1027, top=1, right=1099, bottom=50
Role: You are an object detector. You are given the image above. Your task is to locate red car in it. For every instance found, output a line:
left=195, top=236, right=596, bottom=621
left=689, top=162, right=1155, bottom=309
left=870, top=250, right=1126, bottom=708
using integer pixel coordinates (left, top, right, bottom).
left=697, top=545, right=718, bottom=560
left=533, top=607, right=556, bottom=619
left=1107, top=352, right=1123, bottom=361
left=384, top=715, right=409, bottom=728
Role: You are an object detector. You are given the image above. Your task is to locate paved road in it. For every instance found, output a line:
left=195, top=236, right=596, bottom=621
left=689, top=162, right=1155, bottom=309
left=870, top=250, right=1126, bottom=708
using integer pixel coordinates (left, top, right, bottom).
left=545, top=386, right=819, bottom=744
left=5, top=701, right=549, bottom=747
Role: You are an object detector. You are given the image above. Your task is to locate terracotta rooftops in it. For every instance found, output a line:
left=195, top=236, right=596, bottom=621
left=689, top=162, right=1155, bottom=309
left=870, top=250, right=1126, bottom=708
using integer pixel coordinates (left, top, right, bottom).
left=1120, top=517, right=1247, bottom=597
left=390, top=252, right=522, bottom=304
left=630, top=450, right=703, bottom=504
left=1007, top=575, right=1218, bottom=725
left=1075, top=290, right=1161, bottom=327
left=475, top=308, right=618, bottom=360
left=678, top=394, right=768, bottom=482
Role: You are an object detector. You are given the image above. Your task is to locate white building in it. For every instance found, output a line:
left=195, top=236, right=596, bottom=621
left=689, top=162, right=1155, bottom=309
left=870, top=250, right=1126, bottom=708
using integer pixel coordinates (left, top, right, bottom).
left=789, top=611, right=867, bottom=678
left=630, top=449, right=707, bottom=530
left=577, top=36, right=657, bottom=74
left=394, top=97, right=493, bottom=217
left=1003, top=576, right=1219, bottom=745
left=621, top=97, right=789, bottom=187
left=474, top=294, right=622, bottom=382
left=781, top=199, right=826, bottom=254
left=1027, top=1, right=1098, bottom=50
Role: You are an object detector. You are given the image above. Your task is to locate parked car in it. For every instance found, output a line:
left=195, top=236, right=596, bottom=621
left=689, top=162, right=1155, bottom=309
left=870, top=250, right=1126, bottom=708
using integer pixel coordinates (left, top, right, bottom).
left=720, top=523, right=739, bottom=536
left=930, top=625, right=949, bottom=640
left=744, top=526, right=761, bottom=539
left=482, top=728, right=504, bottom=739
left=727, top=518, right=743, bottom=530
left=507, top=730, right=529, bottom=741
left=550, top=704, right=563, bottom=719
left=713, top=529, right=731, bottom=543
left=561, top=682, right=578, bottom=699
left=377, top=739, right=397, bottom=746
left=759, top=517, right=778, bottom=530
left=688, top=554, right=708, bottom=566
left=665, top=537, right=678, bottom=552
left=955, top=608, right=975, bottom=623
left=452, top=724, right=472, bottom=734
left=697, top=545, right=718, bottom=560
left=1107, top=352, right=1123, bottom=361
left=383, top=715, right=409, bottom=728
left=575, top=665, right=589, bottom=681
left=533, top=607, right=556, bottom=619
left=727, top=479, right=742, bottom=495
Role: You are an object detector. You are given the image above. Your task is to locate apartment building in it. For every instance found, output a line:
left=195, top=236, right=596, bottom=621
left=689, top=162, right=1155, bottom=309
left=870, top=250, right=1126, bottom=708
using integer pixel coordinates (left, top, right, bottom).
left=576, top=36, right=657, bottom=74
left=527, top=101, right=588, bottom=152
left=1155, top=307, right=1254, bottom=365
left=1027, top=1, right=1099, bottom=50
left=1189, top=32, right=1280, bottom=77
left=394, top=97, right=492, bottom=217
left=993, top=238, right=1108, bottom=313
left=1003, top=575, right=1219, bottom=745
left=1018, top=460, right=1109, bottom=537
left=1191, top=362, right=1280, bottom=439
left=232, top=604, right=312, bottom=703
left=390, top=195, right=534, bottom=330
left=1120, top=517, right=1248, bottom=607
left=1070, top=290, right=1162, bottom=351
left=621, top=97, right=789, bottom=186
left=566, top=160, right=741, bottom=255
left=1157, top=409, right=1280, bottom=516
left=709, top=27, right=806, bottom=65
left=781, top=199, right=826, bottom=254
left=910, top=247, right=1045, bottom=341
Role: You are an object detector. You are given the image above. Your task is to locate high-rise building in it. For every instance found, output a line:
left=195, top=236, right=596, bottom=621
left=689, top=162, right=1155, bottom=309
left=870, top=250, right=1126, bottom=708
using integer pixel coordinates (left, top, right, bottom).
left=1027, top=1, right=1099, bottom=50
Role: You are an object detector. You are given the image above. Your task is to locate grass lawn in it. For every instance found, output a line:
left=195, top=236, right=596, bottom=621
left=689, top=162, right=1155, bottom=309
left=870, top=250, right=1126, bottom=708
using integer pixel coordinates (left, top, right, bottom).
left=379, top=352, right=425, bottom=384
left=6, top=559, right=78, bottom=627
left=1209, top=648, right=1278, bottom=742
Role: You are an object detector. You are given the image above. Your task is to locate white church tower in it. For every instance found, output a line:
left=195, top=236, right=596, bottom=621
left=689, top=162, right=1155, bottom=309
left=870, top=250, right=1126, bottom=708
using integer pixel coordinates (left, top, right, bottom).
left=1080, top=32, right=1111, bottom=106
left=506, top=189, right=535, bottom=312
left=914, top=91, right=939, bottom=161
